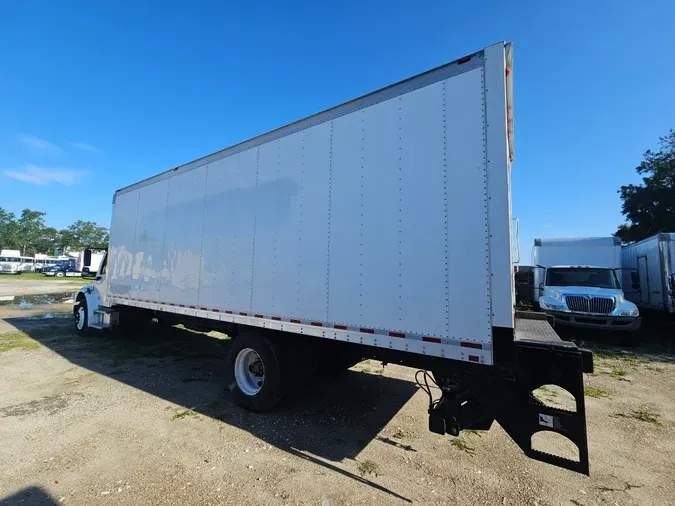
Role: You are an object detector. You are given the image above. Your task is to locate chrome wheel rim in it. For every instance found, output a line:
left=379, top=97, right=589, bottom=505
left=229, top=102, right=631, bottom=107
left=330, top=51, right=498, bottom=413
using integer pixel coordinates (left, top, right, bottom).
left=75, top=306, right=85, bottom=330
left=234, top=348, right=265, bottom=396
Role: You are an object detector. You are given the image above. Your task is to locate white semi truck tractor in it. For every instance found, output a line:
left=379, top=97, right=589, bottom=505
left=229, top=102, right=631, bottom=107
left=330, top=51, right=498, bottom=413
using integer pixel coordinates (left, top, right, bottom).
left=75, top=42, right=593, bottom=474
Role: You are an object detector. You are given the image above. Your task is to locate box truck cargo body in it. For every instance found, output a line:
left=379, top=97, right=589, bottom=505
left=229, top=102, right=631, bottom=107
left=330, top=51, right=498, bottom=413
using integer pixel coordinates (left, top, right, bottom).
left=621, top=233, right=675, bottom=313
left=532, top=237, right=640, bottom=330
left=75, top=42, right=592, bottom=474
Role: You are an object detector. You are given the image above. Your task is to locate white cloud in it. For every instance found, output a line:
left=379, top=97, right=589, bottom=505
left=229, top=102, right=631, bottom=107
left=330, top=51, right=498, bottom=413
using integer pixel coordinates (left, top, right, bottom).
left=3, top=164, right=89, bottom=186
left=18, top=134, right=63, bottom=154
left=70, top=141, right=102, bottom=153
left=543, top=224, right=553, bottom=228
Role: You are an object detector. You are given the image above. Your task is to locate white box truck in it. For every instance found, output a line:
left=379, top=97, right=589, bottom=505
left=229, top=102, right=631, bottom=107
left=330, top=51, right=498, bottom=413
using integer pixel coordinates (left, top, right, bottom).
left=74, top=42, right=592, bottom=474
left=621, top=233, right=675, bottom=313
left=533, top=237, right=640, bottom=330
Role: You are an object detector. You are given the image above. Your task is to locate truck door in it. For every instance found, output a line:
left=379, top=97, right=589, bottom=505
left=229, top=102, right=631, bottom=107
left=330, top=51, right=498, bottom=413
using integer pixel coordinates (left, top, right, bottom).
left=638, top=256, right=650, bottom=304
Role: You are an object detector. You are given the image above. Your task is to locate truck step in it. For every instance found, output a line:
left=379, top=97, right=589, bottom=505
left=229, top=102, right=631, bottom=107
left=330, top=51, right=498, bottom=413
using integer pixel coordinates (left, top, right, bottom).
left=89, top=323, right=110, bottom=330
left=94, top=306, right=114, bottom=315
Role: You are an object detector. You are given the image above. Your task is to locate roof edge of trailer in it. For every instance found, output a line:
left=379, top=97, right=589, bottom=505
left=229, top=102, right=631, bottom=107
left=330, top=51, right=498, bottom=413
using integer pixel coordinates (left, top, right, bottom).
left=114, top=42, right=509, bottom=200
left=534, top=236, right=621, bottom=247
left=622, top=232, right=675, bottom=248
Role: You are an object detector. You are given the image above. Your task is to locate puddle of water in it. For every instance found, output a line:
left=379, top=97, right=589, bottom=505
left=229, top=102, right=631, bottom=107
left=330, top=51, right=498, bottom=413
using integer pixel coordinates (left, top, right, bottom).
left=0, top=292, right=77, bottom=308
left=28, top=312, right=72, bottom=320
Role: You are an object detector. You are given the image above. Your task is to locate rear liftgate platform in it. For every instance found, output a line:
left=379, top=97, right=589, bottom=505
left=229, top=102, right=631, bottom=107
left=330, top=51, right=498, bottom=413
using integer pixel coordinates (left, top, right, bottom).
left=427, top=312, right=593, bottom=474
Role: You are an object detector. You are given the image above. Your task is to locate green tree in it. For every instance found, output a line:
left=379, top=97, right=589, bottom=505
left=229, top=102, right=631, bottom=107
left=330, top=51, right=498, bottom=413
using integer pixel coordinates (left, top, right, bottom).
left=34, top=227, right=59, bottom=256
left=17, top=209, right=47, bottom=256
left=0, top=208, right=20, bottom=250
left=616, top=130, right=675, bottom=243
left=61, top=220, right=109, bottom=250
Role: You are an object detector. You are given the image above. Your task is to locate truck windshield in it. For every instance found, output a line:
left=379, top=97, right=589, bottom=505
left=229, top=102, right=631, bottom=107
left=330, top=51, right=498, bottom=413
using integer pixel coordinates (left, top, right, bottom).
left=546, top=268, right=619, bottom=289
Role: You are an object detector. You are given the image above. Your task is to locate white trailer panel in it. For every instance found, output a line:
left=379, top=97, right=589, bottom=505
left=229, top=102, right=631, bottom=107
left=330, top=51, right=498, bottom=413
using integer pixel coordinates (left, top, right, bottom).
left=621, top=233, right=675, bottom=312
left=107, top=43, right=516, bottom=365
left=532, top=237, right=622, bottom=302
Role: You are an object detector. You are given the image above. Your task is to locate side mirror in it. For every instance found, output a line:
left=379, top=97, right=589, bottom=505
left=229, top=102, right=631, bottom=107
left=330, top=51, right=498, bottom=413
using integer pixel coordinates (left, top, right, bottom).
left=83, top=249, right=92, bottom=266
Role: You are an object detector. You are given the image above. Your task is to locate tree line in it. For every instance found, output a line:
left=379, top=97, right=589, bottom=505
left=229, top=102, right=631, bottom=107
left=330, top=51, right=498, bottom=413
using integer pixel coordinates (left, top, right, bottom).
left=616, top=130, right=675, bottom=243
left=0, top=208, right=109, bottom=257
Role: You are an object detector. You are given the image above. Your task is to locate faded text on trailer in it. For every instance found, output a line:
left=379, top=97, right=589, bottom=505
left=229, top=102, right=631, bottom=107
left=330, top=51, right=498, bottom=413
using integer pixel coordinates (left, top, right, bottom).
left=75, top=42, right=593, bottom=474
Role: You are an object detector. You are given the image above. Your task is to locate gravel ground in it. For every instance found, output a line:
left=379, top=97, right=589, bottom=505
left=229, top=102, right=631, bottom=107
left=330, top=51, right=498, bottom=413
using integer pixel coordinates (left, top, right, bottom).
left=0, top=276, right=85, bottom=296
left=1, top=278, right=675, bottom=505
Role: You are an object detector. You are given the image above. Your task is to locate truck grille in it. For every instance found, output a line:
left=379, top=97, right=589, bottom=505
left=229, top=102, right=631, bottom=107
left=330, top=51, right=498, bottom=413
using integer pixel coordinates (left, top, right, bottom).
left=565, top=296, right=615, bottom=315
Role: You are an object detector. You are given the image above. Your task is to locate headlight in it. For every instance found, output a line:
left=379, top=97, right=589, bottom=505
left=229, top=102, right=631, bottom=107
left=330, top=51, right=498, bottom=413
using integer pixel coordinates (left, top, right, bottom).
left=540, top=300, right=564, bottom=311
left=620, top=309, right=639, bottom=317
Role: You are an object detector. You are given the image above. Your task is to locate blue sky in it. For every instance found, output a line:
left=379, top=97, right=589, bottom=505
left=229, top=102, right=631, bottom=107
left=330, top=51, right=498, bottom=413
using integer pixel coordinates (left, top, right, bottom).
left=1, top=0, right=674, bottom=261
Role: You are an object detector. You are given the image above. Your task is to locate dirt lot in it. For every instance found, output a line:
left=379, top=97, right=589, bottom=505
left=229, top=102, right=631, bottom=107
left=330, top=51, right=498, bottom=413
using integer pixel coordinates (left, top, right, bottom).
left=0, top=275, right=85, bottom=297
left=1, top=278, right=675, bottom=505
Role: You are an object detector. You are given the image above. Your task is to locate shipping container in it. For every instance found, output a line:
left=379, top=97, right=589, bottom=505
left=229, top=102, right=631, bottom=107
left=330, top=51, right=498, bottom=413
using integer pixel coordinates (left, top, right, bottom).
left=621, top=233, right=675, bottom=313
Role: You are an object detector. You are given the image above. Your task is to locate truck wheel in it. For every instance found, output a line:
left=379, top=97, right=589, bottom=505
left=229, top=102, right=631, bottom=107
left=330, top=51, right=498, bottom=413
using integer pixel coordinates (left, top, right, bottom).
left=228, top=333, right=284, bottom=413
left=55, top=271, right=66, bottom=278
left=74, top=299, right=89, bottom=336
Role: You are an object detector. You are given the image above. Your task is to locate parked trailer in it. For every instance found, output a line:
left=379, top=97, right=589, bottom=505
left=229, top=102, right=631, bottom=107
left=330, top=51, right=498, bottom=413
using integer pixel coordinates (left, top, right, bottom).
left=621, top=233, right=675, bottom=313
left=75, top=42, right=593, bottom=474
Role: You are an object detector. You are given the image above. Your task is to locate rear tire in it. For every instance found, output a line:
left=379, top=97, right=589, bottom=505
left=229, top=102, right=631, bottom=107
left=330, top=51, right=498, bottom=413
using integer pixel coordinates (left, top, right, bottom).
left=55, top=271, right=66, bottom=278
left=228, top=332, right=284, bottom=413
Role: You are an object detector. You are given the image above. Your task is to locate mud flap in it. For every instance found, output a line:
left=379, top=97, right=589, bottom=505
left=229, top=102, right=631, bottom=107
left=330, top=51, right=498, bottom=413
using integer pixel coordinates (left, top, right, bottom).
left=429, top=337, right=592, bottom=474
left=495, top=340, right=591, bottom=474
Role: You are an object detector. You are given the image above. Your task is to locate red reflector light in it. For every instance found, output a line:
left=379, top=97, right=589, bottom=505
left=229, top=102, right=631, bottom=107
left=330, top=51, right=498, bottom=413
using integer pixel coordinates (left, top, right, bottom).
left=255, top=314, right=263, bottom=318
left=290, top=319, right=301, bottom=324
left=506, top=67, right=511, bottom=76
left=212, top=309, right=220, bottom=312
left=360, top=328, right=375, bottom=334
left=334, top=324, right=348, bottom=330
left=179, top=304, right=185, bottom=308
left=468, top=355, right=480, bottom=363
left=225, top=310, right=232, bottom=314
left=423, top=336, right=441, bottom=344
left=457, top=55, right=471, bottom=64
left=201, top=307, right=208, bottom=311
left=461, top=342, right=483, bottom=349
left=271, top=316, right=281, bottom=321
left=389, top=332, right=405, bottom=338
left=311, top=322, right=323, bottom=327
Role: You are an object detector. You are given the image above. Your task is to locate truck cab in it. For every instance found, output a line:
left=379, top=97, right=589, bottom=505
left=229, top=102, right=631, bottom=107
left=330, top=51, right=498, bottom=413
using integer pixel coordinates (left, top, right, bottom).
left=538, top=265, right=640, bottom=330
left=43, top=259, right=81, bottom=277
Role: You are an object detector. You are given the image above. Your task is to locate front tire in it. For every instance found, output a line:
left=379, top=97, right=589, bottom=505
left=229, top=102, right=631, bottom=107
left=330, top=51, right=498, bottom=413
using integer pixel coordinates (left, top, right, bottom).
left=74, top=299, right=89, bottom=336
left=228, top=332, right=284, bottom=413
left=55, top=271, right=66, bottom=278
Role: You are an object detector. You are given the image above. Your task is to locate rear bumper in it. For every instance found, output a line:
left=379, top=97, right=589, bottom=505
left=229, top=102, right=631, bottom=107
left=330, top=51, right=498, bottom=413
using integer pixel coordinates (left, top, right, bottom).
left=546, top=311, right=641, bottom=331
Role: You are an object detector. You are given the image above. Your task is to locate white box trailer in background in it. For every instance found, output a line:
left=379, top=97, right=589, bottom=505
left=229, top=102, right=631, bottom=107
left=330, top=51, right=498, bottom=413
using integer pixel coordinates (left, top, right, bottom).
left=532, top=237, right=640, bottom=330
left=532, top=237, right=622, bottom=301
left=621, top=233, right=675, bottom=313
left=75, top=42, right=592, bottom=474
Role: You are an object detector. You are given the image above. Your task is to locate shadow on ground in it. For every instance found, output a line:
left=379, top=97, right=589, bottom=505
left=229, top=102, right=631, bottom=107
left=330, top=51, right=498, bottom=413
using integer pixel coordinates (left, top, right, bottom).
left=3, top=318, right=418, bottom=502
left=0, top=487, right=59, bottom=506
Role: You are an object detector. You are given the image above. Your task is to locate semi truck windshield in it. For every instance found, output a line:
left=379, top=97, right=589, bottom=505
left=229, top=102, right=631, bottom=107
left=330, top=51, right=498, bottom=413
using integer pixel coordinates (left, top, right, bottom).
left=546, top=267, right=619, bottom=289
